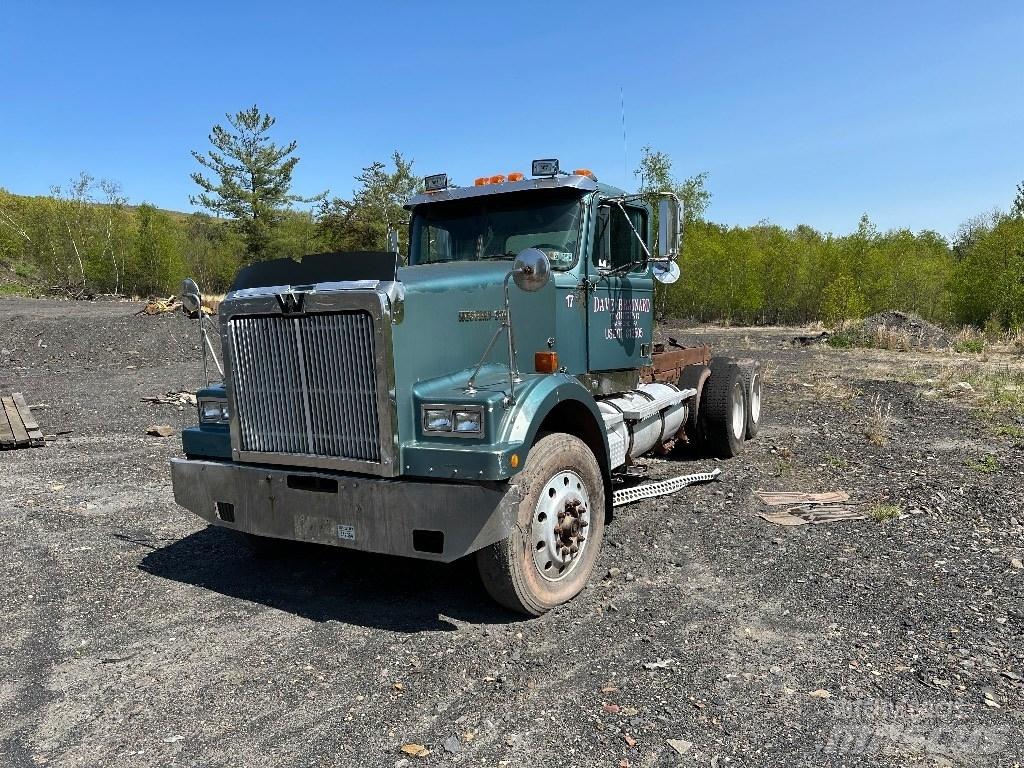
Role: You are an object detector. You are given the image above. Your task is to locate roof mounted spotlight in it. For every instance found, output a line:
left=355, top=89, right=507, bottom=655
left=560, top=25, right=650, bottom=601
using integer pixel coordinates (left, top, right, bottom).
left=531, top=158, right=560, bottom=177
left=423, top=173, right=448, bottom=192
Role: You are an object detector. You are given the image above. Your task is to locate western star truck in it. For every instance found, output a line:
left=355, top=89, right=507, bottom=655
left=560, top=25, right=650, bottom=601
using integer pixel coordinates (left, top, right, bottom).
left=171, top=159, right=763, bottom=615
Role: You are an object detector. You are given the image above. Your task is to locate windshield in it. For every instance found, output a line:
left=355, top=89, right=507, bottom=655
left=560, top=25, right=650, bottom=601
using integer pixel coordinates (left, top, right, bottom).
left=409, top=189, right=584, bottom=269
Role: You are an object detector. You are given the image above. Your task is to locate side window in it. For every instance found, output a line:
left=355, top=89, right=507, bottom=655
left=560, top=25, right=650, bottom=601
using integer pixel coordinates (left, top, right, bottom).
left=593, top=204, right=647, bottom=271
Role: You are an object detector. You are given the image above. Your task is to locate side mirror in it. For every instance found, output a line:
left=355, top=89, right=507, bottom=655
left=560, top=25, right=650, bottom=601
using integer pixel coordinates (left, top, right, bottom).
left=657, top=196, right=681, bottom=260
left=652, top=261, right=681, bottom=284
left=180, top=278, right=202, bottom=315
left=512, top=248, right=551, bottom=292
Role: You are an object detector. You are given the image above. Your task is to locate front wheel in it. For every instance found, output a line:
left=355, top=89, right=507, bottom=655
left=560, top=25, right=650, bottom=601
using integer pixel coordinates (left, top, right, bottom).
left=476, top=433, right=606, bottom=616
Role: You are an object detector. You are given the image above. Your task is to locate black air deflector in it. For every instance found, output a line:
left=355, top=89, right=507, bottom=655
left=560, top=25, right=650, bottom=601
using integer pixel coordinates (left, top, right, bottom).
left=229, top=251, right=399, bottom=291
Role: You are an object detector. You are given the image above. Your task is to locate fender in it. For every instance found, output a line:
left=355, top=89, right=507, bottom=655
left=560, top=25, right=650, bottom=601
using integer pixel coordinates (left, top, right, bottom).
left=495, top=373, right=610, bottom=474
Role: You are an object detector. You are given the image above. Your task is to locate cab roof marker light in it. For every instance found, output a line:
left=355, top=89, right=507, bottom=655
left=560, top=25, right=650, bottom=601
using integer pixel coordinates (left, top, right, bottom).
left=474, top=177, right=489, bottom=186
left=573, top=168, right=597, bottom=180
left=507, top=171, right=524, bottom=182
left=489, top=174, right=506, bottom=184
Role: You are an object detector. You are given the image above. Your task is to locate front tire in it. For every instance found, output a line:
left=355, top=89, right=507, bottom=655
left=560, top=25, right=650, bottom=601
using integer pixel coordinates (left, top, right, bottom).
left=476, top=433, right=606, bottom=616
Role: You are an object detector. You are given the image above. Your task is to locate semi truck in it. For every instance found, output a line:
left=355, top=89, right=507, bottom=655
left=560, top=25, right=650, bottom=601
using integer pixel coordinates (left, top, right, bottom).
left=171, top=159, right=763, bottom=615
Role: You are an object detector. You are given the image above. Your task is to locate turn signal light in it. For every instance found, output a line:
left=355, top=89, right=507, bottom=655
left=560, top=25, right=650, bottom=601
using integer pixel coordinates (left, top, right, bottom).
left=507, top=171, right=524, bottom=182
left=573, top=168, right=596, bottom=179
left=474, top=177, right=489, bottom=186
left=489, top=174, right=506, bottom=184
left=534, top=351, right=559, bottom=373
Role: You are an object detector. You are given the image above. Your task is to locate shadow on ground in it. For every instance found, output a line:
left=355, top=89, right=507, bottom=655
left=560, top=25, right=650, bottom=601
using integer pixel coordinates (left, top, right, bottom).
left=133, top=526, right=518, bottom=633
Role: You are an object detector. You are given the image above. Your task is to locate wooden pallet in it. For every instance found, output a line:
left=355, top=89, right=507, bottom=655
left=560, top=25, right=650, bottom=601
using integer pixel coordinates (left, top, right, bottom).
left=1, top=393, right=44, bottom=449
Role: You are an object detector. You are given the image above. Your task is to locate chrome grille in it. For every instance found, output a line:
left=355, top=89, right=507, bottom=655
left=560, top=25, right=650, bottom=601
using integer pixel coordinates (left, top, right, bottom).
left=229, top=311, right=381, bottom=463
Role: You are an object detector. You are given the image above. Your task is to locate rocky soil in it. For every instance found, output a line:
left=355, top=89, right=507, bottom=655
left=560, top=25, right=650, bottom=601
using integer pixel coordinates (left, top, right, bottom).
left=1, top=298, right=1022, bottom=767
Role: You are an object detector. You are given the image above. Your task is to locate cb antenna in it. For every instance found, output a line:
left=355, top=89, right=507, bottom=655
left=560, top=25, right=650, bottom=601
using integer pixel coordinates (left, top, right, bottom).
left=620, top=86, right=629, bottom=182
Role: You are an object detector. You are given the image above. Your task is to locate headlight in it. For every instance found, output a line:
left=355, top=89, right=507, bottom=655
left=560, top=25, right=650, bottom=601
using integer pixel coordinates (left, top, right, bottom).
left=421, top=405, right=484, bottom=437
left=199, top=399, right=230, bottom=424
left=453, top=410, right=482, bottom=433
left=423, top=408, right=453, bottom=432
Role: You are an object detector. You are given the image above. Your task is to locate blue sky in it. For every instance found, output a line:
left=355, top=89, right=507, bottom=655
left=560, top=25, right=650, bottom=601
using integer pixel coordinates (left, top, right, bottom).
left=2, top=1, right=1021, bottom=236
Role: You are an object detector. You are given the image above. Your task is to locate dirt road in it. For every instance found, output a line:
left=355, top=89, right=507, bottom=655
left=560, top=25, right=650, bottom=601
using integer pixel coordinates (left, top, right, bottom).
left=1, top=298, right=1021, bottom=767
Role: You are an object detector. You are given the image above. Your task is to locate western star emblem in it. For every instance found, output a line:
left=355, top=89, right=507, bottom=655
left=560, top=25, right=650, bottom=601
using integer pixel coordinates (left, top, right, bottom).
left=276, top=291, right=306, bottom=314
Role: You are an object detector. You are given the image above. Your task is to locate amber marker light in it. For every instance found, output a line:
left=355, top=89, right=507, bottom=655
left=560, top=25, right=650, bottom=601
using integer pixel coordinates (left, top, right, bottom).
left=489, top=174, right=506, bottom=184
left=510, top=454, right=520, bottom=469
left=534, top=351, right=558, bottom=373
left=507, top=171, right=524, bottom=182
left=474, top=177, right=489, bottom=186
left=573, top=168, right=595, bottom=179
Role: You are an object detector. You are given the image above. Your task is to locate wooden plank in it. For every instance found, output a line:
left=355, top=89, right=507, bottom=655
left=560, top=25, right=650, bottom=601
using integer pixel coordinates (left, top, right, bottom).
left=2, top=397, right=29, bottom=447
left=0, top=400, right=15, bottom=448
left=11, top=393, right=39, bottom=431
left=11, top=393, right=43, bottom=445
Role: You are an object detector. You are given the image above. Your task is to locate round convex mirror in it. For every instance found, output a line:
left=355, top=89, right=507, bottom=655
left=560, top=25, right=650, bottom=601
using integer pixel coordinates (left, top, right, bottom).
left=180, top=278, right=202, bottom=314
left=512, top=248, right=551, bottom=292
left=652, top=261, right=681, bottom=285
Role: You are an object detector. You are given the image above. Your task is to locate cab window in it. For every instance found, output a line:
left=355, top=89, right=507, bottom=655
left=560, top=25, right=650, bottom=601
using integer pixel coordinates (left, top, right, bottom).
left=593, top=204, right=647, bottom=272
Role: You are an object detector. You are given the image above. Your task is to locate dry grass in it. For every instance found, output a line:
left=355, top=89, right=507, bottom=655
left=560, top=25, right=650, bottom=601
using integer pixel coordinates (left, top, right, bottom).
left=865, top=395, right=893, bottom=445
left=803, top=374, right=858, bottom=401
left=870, top=325, right=912, bottom=352
left=202, top=293, right=225, bottom=313
left=928, top=362, right=1024, bottom=416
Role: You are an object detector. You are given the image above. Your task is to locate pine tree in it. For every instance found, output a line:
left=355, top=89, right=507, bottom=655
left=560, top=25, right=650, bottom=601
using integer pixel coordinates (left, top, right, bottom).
left=190, top=106, right=325, bottom=261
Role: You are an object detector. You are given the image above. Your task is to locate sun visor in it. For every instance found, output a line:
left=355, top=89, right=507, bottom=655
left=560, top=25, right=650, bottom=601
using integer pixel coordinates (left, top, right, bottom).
left=229, top=251, right=399, bottom=291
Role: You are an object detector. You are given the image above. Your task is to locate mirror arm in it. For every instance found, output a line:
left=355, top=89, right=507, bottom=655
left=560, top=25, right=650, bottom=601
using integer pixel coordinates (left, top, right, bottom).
left=201, top=315, right=224, bottom=380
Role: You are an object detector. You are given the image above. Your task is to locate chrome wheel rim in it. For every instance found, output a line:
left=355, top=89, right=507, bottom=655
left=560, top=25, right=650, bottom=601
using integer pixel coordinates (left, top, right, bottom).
left=531, top=470, right=591, bottom=581
left=732, top=383, right=745, bottom=439
left=749, top=373, right=761, bottom=423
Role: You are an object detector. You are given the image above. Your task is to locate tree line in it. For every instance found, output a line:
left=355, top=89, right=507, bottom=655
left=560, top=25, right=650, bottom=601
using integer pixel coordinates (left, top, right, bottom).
left=0, top=106, right=1021, bottom=329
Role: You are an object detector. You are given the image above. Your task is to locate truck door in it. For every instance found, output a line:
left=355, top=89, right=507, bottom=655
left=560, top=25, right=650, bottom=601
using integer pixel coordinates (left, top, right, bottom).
left=586, top=201, right=654, bottom=372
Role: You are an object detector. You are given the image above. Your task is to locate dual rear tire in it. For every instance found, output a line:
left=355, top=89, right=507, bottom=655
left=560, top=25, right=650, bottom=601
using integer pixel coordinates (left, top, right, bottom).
left=701, top=359, right=763, bottom=457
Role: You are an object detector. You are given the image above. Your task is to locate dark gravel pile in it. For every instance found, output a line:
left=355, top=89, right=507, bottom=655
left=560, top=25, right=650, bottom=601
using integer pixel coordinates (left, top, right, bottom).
left=1, top=300, right=1021, bottom=767
left=859, top=310, right=952, bottom=349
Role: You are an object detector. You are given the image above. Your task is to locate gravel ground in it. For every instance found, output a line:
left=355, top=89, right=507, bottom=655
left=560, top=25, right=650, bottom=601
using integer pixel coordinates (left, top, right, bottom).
left=1, top=298, right=1022, bottom=768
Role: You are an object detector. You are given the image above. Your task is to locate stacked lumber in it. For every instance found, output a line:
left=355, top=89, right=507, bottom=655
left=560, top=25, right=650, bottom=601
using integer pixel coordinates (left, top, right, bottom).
left=1, top=393, right=44, bottom=449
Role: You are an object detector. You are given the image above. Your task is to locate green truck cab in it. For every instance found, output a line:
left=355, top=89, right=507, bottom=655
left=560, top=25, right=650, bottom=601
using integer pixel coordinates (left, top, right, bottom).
left=171, top=159, right=763, bottom=615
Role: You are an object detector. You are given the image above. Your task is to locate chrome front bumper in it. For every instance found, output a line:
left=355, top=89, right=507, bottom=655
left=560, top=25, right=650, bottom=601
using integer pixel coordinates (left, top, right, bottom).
left=170, top=458, right=522, bottom=562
